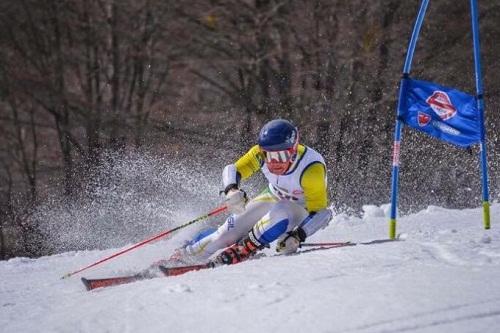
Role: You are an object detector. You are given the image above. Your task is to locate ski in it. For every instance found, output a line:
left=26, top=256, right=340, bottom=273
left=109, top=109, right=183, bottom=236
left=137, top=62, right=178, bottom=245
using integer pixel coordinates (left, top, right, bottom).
left=300, top=241, right=354, bottom=248
left=159, top=263, right=214, bottom=277
left=81, top=274, right=148, bottom=291
left=158, top=242, right=355, bottom=277
left=301, top=237, right=405, bottom=248
left=82, top=239, right=382, bottom=290
left=81, top=263, right=212, bottom=291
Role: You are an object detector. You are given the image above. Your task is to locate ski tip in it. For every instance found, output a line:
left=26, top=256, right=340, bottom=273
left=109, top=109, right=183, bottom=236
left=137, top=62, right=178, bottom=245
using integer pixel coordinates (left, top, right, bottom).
left=158, top=265, right=170, bottom=276
left=81, top=277, right=92, bottom=291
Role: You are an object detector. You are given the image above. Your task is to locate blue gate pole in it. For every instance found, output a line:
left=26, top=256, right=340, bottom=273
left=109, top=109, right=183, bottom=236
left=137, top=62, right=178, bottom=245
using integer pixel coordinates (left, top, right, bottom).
left=389, top=0, right=430, bottom=239
left=470, top=0, right=491, bottom=229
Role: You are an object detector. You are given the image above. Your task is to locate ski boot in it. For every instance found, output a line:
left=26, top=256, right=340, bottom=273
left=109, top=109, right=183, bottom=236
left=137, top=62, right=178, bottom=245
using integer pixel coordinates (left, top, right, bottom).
left=214, top=235, right=264, bottom=265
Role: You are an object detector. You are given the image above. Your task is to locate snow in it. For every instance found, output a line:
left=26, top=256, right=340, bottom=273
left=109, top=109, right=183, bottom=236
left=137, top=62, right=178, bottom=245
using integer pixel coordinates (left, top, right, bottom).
left=1, top=203, right=500, bottom=333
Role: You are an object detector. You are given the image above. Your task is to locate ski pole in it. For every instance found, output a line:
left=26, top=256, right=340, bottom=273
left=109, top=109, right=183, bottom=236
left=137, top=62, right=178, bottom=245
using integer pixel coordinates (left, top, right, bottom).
left=300, top=241, right=352, bottom=247
left=61, top=205, right=228, bottom=279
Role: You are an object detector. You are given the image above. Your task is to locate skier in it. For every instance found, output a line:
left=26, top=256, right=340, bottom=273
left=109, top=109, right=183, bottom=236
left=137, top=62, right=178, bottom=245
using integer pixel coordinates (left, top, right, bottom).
left=177, top=119, right=332, bottom=266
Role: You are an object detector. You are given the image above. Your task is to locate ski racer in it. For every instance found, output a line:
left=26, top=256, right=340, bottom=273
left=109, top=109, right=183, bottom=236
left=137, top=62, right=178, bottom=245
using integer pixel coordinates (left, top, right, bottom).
left=178, top=119, right=332, bottom=266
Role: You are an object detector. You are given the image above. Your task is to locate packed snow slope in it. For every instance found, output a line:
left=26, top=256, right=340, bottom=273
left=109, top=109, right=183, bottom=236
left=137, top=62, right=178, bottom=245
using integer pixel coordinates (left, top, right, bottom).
left=1, top=203, right=500, bottom=333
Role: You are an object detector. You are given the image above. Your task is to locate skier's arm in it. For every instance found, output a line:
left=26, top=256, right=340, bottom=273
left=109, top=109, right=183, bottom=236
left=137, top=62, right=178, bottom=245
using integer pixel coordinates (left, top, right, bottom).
left=235, top=145, right=264, bottom=179
left=297, top=162, right=331, bottom=239
left=222, top=145, right=263, bottom=192
left=300, top=162, right=328, bottom=213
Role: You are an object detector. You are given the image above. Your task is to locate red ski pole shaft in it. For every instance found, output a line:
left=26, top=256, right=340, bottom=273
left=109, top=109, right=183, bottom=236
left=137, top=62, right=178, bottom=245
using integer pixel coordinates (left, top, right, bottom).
left=61, top=205, right=227, bottom=279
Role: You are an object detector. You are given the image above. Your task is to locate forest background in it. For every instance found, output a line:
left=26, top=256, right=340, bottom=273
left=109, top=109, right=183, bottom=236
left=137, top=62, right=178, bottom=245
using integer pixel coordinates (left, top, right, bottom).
left=0, top=0, right=499, bottom=259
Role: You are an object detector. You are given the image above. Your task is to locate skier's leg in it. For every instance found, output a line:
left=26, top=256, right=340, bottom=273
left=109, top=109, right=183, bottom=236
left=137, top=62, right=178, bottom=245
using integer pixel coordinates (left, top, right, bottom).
left=214, top=201, right=308, bottom=265
left=252, top=200, right=309, bottom=244
left=274, top=206, right=333, bottom=254
left=185, top=189, right=277, bottom=260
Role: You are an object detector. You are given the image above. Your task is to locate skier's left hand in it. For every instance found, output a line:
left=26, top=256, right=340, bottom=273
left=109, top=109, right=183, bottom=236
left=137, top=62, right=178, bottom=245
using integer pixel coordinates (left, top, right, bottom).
left=276, top=228, right=306, bottom=254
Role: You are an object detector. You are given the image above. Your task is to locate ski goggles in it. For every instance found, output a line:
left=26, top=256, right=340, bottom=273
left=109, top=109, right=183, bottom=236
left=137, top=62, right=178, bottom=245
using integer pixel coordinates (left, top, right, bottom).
left=263, top=149, right=294, bottom=163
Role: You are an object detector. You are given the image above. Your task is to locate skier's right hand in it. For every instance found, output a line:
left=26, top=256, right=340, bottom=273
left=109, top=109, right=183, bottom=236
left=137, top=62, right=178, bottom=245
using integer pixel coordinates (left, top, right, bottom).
left=224, top=188, right=247, bottom=214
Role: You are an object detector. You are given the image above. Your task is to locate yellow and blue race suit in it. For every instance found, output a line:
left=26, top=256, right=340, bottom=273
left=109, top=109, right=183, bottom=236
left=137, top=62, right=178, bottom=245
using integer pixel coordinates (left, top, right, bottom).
left=185, top=144, right=331, bottom=259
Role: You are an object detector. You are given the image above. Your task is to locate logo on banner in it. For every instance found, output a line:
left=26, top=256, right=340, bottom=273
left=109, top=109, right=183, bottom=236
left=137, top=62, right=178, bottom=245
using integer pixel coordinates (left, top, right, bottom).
left=416, top=111, right=461, bottom=135
left=426, top=91, right=457, bottom=120
left=432, top=121, right=461, bottom=136
left=417, top=112, right=431, bottom=127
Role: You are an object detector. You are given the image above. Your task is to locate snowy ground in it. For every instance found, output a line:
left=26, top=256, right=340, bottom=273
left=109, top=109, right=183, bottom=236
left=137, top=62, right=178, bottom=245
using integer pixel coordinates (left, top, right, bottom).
left=1, top=203, right=499, bottom=333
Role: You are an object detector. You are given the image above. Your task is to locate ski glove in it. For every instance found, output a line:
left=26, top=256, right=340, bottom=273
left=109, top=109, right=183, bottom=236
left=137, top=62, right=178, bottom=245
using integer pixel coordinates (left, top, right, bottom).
left=276, top=227, right=307, bottom=254
left=224, top=188, right=248, bottom=214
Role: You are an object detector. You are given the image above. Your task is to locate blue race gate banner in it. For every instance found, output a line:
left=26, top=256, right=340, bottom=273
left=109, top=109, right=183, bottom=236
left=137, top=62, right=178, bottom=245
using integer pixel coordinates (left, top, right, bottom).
left=400, top=78, right=481, bottom=148
left=388, top=0, right=491, bottom=239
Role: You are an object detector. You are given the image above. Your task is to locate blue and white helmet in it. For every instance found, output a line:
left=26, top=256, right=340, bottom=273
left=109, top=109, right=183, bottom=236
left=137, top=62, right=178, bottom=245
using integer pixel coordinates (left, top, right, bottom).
left=258, top=119, right=298, bottom=151
left=258, top=119, right=299, bottom=175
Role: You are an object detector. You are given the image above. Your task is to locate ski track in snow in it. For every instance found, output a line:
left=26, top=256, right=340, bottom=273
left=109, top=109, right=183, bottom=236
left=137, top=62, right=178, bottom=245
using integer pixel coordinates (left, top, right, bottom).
left=347, top=297, right=500, bottom=333
left=1, top=204, right=500, bottom=333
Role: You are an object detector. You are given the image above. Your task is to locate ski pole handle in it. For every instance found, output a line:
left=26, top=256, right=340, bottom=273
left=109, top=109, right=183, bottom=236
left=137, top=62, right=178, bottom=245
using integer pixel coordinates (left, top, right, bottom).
left=61, top=205, right=228, bottom=279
